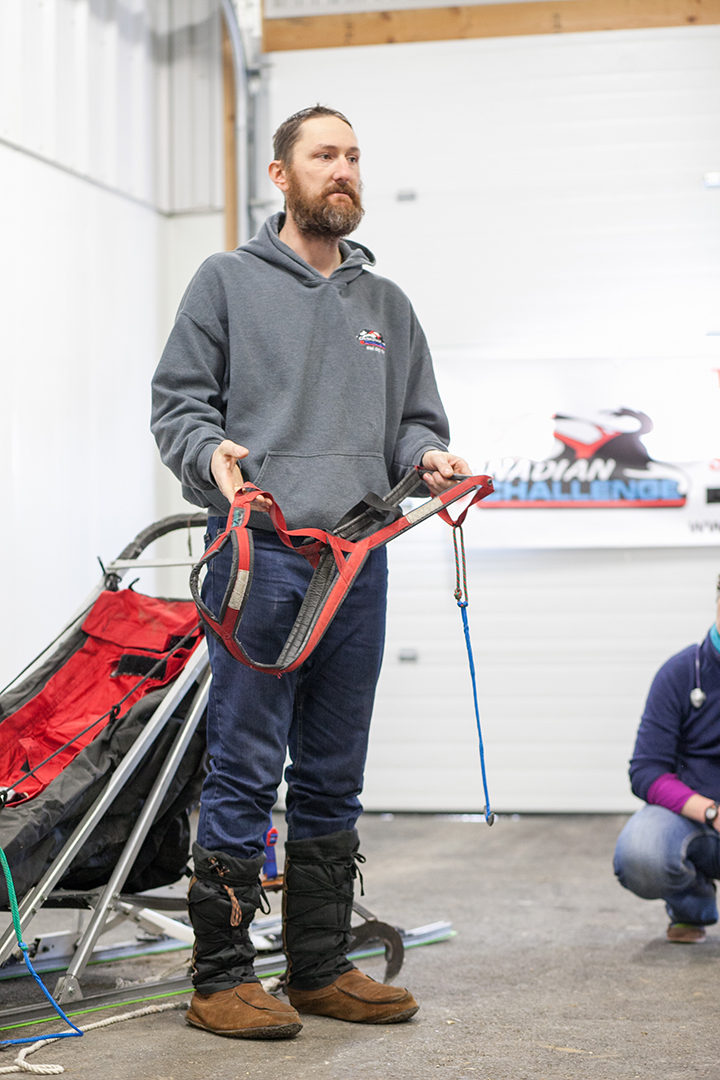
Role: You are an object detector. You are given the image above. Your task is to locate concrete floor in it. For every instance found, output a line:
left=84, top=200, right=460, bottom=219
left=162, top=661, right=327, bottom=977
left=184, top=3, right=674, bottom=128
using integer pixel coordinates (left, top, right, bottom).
left=2, top=813, right=719, bottom=1080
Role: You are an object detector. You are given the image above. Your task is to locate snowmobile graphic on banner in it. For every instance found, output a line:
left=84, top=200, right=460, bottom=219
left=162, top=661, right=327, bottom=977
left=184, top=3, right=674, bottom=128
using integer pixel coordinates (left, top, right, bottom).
left=481, top=409, right=688, bottom=509
left=432, top=356, right=719, bottom=548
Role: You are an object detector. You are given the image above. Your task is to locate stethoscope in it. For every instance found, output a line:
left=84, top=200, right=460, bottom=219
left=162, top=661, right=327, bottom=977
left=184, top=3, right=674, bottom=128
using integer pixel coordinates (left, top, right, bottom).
left=690, top=644, right=707, bottom=709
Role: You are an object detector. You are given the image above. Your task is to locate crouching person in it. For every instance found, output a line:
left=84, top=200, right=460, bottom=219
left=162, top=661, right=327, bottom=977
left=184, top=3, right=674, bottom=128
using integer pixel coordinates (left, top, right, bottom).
left=614, top=583, right=720, bottom=943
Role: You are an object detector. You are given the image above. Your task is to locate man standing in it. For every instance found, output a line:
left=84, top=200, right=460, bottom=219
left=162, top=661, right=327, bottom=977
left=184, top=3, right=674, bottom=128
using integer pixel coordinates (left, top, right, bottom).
left=152, top=105, right=469, bottom=1040
left=614, top=580, right=720, bottom=942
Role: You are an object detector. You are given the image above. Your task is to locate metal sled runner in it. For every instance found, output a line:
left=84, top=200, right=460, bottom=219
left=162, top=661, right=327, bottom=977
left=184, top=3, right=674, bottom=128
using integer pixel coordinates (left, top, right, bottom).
left=0, top=513, right=211, bottom=1010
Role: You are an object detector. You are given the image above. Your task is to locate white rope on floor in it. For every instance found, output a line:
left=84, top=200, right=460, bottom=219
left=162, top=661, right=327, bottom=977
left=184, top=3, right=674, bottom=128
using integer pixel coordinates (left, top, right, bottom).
left=0, top=1000, right=186, bottom=1075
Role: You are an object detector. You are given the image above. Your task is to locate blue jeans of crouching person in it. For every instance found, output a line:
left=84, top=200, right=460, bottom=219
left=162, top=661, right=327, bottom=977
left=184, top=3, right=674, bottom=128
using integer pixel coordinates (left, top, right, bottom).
left=614, top=804, right=720, bottom=926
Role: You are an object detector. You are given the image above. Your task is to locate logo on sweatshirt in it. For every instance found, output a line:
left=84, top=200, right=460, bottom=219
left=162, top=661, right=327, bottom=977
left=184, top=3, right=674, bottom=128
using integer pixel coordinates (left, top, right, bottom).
left=357, top=329, right=386, bottom=354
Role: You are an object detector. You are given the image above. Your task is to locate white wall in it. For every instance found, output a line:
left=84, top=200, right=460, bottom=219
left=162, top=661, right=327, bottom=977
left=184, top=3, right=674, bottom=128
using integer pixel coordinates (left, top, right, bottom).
left=0, top=143, right=160, bottom=682
left=265, top=27, right=720, bottom=362
left=0, top=0, right=224, bottom=687
left=0, top=0, right=157, bottom=205
left=265, top=26, right=720, bottom=810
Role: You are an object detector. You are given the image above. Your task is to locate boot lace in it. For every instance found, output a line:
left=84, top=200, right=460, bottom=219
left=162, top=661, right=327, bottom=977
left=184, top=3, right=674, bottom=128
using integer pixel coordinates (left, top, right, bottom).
left=223, top=885, right=242, bottom=927
left=207, top=856, right=271, bottom=918
left=282, top=851, right=366, bottom=934
left=351, top=851, right=366, bottom=896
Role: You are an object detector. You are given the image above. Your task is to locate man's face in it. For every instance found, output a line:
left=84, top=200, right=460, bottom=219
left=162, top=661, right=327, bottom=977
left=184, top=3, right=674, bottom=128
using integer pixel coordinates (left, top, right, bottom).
left=280, top=116, right=364, bottom=239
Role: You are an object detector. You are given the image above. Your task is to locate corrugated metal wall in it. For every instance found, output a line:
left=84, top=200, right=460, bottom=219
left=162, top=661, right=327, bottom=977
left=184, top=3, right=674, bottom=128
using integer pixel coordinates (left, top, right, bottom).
left=0, top=0, right=223, bottom=213
left=0, top=0, right=225, bottom=690
left=155, top=0, right=224, bottom=212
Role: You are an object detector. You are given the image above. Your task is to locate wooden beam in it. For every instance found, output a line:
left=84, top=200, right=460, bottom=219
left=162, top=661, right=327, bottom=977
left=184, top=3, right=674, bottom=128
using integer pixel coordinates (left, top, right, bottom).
left=263, top=0, right=720, bottom=50
left=222, top=14, right=238, bottom=251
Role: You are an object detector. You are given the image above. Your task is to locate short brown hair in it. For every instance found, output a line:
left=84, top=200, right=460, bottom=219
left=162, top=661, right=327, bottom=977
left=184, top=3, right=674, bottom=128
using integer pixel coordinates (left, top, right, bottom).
left=273, top=105, right=354, bottom=165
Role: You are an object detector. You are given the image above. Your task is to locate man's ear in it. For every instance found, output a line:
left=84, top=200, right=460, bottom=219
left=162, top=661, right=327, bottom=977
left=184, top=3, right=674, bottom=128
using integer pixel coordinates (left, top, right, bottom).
left=269, top=160, right=289, bottom=194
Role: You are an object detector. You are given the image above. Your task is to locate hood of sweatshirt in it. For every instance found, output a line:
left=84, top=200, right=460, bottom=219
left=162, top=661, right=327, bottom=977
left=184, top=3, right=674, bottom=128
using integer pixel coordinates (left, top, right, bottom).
left=152, top=211, right=449, bottom=531
left=241, top=212, right=375, bottom=287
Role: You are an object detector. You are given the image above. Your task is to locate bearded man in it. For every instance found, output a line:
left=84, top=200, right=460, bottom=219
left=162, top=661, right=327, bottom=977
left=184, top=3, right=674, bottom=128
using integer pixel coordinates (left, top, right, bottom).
left=151, top=105, right=468, bottom=1040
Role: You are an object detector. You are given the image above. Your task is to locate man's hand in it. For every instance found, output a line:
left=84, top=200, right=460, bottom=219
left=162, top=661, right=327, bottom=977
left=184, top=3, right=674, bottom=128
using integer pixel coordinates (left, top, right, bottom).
left=210, top=440, right=272, bottom=512
left=420, top=450, right=472, bottom=495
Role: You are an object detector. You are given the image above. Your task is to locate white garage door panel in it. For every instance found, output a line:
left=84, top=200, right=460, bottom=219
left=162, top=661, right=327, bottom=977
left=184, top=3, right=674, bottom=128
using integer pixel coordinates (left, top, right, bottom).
left=488, top=770, right=643, bottom=813
left=488, top=742, right=640, bottom=771
left=364, top=542, right=719, bottom=811
left=369, top=714, right=644, bottom=746
left=366, top=737, right=636, bottom=771
left=377, top=663, right=662, bottom=699
left=361, top=767, right=642, bottom=813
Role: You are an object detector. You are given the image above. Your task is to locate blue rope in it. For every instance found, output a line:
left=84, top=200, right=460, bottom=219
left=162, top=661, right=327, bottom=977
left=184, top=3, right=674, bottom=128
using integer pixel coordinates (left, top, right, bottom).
left=452, top=525, right=494, bottom=826
left=0, top=847, right=83, bottom=1047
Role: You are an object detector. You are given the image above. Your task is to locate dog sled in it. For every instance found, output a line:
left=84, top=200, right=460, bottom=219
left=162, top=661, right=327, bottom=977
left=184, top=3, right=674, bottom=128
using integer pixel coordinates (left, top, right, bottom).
left=0, top=481, right=479, bottom=1035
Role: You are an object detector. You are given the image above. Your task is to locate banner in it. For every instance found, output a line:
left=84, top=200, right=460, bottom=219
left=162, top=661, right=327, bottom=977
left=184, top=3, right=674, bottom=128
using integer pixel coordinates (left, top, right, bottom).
left=433, top=357, right=720, bottom=548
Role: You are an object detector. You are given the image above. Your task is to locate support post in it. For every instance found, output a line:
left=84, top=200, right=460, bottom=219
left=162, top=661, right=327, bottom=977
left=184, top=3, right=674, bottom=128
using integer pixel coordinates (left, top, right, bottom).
left=222, top=15, right=238, bottom=251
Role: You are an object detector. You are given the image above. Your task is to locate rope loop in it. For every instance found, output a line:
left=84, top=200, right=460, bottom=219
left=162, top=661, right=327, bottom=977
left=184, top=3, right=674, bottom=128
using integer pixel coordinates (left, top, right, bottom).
left=0, top=1002, right=186, bottom=1075
left=348, top=851, right=366, bottom=896
left=0, top=842, right=188, bottom=1074
left=257, top=886, right=272, bottom=916
left=449, top=525, right=494, bottom=826
left=452, top=523, right=468, bottom=605
left=0, top=848, right=83, bottom=1051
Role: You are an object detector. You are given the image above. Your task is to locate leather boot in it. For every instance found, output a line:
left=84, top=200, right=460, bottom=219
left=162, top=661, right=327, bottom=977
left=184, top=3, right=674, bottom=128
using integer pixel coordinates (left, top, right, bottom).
left=186, top=842, right=301, bottom=1039
left=283, top=830, right=419, bottom=1024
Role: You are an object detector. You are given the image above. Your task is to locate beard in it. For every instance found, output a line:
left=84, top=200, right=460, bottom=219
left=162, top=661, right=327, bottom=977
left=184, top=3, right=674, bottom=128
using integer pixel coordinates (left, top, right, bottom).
left=285, top=169, right=364, bottom=239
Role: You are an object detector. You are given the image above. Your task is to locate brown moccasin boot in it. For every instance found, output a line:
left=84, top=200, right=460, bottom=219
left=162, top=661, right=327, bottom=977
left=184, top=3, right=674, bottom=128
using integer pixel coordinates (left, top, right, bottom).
left=186, top=983, right=302, bottom=1039
left=287, top=969, right=419, bottom=1024
left=667, top=922, right=706, bottom=943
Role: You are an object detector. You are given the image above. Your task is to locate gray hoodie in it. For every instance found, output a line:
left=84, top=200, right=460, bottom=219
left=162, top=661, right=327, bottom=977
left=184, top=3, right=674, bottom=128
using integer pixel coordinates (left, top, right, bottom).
left=151, top=213, right=449, bottom=532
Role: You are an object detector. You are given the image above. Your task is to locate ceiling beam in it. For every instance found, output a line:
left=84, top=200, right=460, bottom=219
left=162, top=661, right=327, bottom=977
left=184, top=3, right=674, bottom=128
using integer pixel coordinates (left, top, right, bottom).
left=263, top=0, right=720, bottom=50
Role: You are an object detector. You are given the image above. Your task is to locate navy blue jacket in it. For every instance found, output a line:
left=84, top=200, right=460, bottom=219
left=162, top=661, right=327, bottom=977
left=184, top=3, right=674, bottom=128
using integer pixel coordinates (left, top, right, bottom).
left=630, top=630, right=720, bottom=802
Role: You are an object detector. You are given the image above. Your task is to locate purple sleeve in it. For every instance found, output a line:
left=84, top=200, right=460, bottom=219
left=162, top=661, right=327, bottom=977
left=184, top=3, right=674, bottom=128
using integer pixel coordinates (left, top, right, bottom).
left=646, top=772, right=696, bottom=814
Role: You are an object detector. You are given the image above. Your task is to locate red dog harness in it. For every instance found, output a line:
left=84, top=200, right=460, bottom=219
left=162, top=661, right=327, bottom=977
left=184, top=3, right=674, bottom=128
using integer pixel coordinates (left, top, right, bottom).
left=190, top=467, right=493, bottom=675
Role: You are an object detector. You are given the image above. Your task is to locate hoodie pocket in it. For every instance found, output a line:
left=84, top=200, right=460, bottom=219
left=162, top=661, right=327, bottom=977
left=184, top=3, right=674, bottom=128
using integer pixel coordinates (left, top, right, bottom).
left=252, top=450, right=391, bottom=532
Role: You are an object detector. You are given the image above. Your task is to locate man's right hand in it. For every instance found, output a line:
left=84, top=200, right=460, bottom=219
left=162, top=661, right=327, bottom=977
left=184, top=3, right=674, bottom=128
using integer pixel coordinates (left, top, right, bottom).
left=210, top=440, right=272, bottom=512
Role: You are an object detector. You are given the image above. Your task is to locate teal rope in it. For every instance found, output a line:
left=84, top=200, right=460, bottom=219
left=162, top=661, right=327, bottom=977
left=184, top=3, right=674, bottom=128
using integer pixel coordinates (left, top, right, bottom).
left=452, top=525, right=494, bottom=826
left=0, top=846, right=83, bottom=1046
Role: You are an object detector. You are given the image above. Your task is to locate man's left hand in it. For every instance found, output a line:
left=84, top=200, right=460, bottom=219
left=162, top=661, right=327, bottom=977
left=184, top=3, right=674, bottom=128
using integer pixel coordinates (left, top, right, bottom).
left=420, top=450, right=472, bottom=495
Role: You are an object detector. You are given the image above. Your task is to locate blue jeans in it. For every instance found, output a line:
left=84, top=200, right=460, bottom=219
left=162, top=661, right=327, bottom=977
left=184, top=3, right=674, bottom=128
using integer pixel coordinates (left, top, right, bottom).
left=614, top=804, right=720, bottom=925
left=197, top=521, right=388, bottom=860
